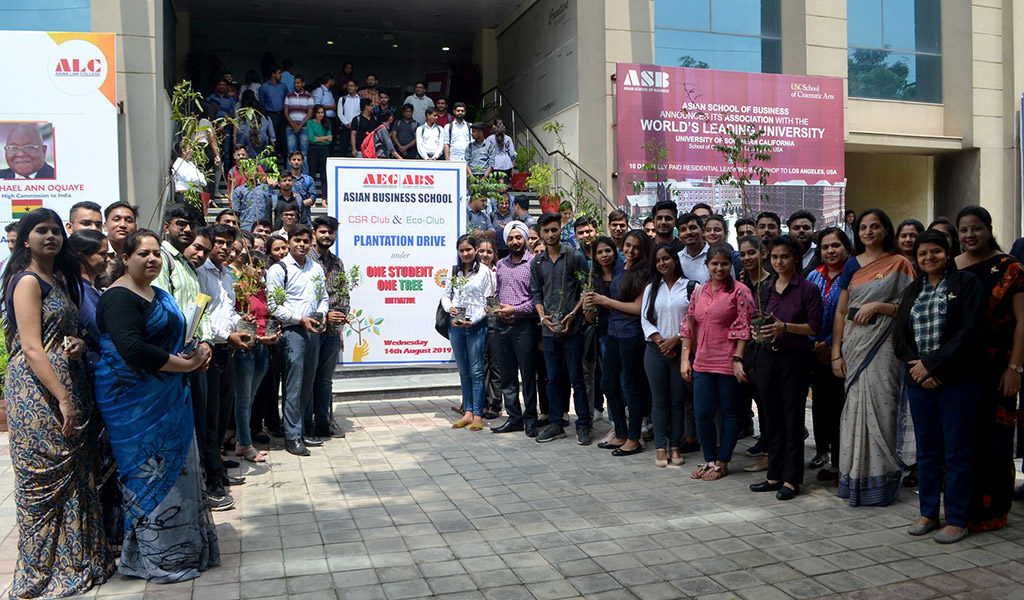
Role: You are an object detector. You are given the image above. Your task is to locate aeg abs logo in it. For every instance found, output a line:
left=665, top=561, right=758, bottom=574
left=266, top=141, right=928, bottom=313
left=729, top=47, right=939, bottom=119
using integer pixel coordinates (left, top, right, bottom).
left=362, top=173, right=436, bottom=187
left=622, top=69, right=670, bottom=92
left=48, top=39, right=106, bottom=96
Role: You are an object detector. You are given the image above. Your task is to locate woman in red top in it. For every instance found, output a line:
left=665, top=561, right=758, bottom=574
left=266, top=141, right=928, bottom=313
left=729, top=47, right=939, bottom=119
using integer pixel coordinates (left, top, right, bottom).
left=233, top=251, right=281, bottom=462
left=680, top=244, right=755, bottom=481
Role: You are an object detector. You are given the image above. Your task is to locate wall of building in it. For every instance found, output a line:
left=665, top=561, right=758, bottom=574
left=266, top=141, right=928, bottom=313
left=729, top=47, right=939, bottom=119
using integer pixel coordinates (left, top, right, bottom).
left=846, top=153, right=933, bottom=226
left=92, top=0, right=170, bottom=226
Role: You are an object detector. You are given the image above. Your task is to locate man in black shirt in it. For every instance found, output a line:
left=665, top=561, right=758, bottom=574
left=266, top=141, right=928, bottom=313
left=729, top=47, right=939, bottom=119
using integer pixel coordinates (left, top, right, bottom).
left=349, top=98, right=378, bottom=157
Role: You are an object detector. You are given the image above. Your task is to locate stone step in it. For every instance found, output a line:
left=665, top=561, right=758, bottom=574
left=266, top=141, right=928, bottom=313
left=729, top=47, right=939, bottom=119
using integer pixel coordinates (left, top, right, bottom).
left=331, top=364, right=459, bottom=401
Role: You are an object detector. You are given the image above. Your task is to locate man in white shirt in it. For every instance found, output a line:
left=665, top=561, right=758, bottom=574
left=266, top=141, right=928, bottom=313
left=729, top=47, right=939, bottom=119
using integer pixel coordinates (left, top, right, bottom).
left=196, top=223, right=251, bottom=498
left=677, top=213, right=710, bottom=283
left=338, top=80, right=362, bottom=158
left=416, top=108, right=445, bottom=160
left=444, top=102, right=472, bottom=162
left=403, top=81, right=435, bottom=124
left=265, top=224, right=329, bottom=456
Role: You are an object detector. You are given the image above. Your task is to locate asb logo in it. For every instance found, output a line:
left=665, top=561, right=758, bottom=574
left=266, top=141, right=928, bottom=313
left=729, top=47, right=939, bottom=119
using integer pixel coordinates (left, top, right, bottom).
left=48, top=39, right=106, bottom=96
left=622, top=69, right=670, bottom=92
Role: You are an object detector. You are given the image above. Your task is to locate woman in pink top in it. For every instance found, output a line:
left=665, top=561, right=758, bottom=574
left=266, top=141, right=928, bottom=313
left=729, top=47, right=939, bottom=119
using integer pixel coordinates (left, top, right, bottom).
left=680, top=244, right=755, bottom=481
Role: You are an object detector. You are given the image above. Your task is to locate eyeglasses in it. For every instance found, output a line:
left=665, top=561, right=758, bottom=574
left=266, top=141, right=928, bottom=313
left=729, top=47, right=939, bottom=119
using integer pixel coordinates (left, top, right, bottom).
left=172, top=219, right=194, bottom=229
left=4, top=145, right=43, bottom=155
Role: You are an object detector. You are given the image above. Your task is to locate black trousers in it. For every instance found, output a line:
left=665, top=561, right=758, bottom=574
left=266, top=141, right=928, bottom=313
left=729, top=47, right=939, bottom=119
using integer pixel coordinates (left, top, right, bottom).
left=251, top=343, right=283, bottom=433
left=204, top=343, right=235, bottom=482
left=267, top=110, right=287, bottom=159
left=497, top=318, right=539, bottom=426
left=485, top=322, right=502, bottom=413
left=749, top=345, right=811, bottom=486
left=189, top=370, right=211, bottom=478
left=810, top=358, right=845, bottom=466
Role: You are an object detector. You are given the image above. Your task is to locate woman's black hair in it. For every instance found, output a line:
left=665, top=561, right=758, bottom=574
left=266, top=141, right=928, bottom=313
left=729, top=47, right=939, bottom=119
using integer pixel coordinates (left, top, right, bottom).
left=928, top=216, right=963, bottom=255
left=736, top=235, right=763, bottom=277
left=476, top=238, right=496, bottom=268
left=955, top=205, right=1001, bottom=253
left=853, top=208, right=898, bottom=255
left=591, top=236, right=617, bottom=278
left=493, top=120, right=506, bottom=148
left=110, top=229, right=161, bottom=281
left=2, top=208, right=82, bottom=309
left=704, top=242, right=736, bottom=292
left=619, top=230, right=653, bottom=301
left=894, top=229, right=958, bottom=358
left=68, top=229, right=107, bottom=271
left=645, top=242, right=684, bottom=326
left=702, top=214, right=727, bottom=231
left=766, top=235, right=804, bottom=273
left=267, top=234, right=288, bottom=263
left=897, top=219, right=925, bottom=235
left=455, top=233, right=481, bottom=275
left=815, top=226, right=854, bottom=262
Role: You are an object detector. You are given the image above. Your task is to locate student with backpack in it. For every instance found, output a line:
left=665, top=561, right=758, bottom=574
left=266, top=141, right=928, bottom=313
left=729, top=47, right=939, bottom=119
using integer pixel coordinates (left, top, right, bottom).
left=349, top=98, right=378, bottom=158
left=368, top=111, right=402, bottom=159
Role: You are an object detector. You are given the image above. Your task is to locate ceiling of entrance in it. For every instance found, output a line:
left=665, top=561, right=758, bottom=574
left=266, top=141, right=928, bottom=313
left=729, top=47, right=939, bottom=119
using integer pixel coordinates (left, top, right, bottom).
left=176, top=0, right=529, bottom=34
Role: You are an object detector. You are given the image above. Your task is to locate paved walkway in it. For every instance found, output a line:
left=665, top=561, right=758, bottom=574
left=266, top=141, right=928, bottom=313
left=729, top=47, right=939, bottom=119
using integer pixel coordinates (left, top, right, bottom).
left=1, top=395, right=1023, bottom=600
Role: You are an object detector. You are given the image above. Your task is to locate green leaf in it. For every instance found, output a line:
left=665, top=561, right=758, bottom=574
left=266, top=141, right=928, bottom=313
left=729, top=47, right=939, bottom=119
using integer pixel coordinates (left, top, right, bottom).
left=356, top=309, right=363, bottom=317
left=374, top=318, right=383, bottom=325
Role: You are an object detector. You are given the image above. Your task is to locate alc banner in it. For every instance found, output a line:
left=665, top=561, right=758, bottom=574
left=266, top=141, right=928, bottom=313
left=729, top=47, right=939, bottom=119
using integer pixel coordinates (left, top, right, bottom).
left=0, top=32, right=118, bottom=256
left=616, top=64, right=845, bottom=226
left=327, top=158, right=465, bottom=365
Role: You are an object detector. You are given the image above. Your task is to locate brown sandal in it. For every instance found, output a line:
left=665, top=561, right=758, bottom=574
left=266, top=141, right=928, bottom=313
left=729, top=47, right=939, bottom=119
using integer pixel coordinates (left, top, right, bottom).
left=702, top=464, right=728, bottom=481
left=690, top=463, right=710, bottom=479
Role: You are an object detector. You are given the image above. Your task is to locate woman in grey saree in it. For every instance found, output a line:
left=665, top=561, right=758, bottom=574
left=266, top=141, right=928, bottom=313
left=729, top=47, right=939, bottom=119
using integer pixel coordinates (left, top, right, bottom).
left=831, top=210, right=915, bottom=506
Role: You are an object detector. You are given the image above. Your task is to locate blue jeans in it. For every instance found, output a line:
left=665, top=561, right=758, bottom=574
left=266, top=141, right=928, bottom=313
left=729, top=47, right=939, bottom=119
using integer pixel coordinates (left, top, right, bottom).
left=282, top=326, right=318, bottom=441
left=907, top=381, right=979, bottom=527
left=693, top=370, right=740, bottom=463
left=542, top=332, right=592, bottom=431
left=286, top=126, right=310, bottom=173
left=308, top=331, right=342, bottom=429
left=450, top=321, right=488, bottom=416
left=233, top=344, right=269, bottom=446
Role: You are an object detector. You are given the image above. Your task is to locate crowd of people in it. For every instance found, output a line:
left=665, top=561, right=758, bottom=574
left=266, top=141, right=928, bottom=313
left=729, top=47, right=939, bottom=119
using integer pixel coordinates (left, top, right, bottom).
left=2, top=198, right=349, bottom=596
left=444, top=198, right=1024, bottom=546
left=183, top=60, right=505, bottom=207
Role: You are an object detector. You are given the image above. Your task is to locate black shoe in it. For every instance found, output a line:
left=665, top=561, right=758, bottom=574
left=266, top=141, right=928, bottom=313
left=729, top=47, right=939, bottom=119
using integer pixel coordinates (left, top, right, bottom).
left=525, top=425, right=538, bottom=438
left=611, top=445, right=643, bottom=457
left=680, top=440, right=701, bottom=454
left=207, top=492, right=235, bottom=511
left=207, top=482, right=228, bottom=498
left=285, top=439, right=310, bottom=456
left=329, top=420, right=346, bottom=438
left=482, top=411, right=501, bottom=420
left=745, top=441, right=765, bottom=457
left=536, top=424, right=565, bottom=443
left=222, top=474, right=246, bottom=486
left=252, top=431, right=271, bottom=444
left=302, top=436, right=324, bottom=447
left=314, top=424, right=331, bottom=438
left=597, top=441, right=623, bottom=450
left=576, top=428, right=592, bottom=446
left=803, top=427, right=809, bottom=441
left=222, top=459, right=240, bottom=469
left=749, top=480, right=783, bottom=492
left=809, top=455, right=828, bottom=470
left=737, top=426, right=755, bottom=439
left=491, top=420, right=524, bottom=433
left=776, top=485, right=799, bottom=501
left=268, top=426, right=286, bottom=438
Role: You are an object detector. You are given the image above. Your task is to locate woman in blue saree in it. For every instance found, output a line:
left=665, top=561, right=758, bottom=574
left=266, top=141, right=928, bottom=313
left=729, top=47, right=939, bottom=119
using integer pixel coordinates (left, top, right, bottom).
left=94, top=230, right=217, bottom=583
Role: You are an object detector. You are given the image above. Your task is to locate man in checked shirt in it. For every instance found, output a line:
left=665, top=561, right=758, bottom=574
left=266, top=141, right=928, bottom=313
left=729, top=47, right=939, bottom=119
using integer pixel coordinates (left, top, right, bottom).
left=490, top=221, right=541, bottom=437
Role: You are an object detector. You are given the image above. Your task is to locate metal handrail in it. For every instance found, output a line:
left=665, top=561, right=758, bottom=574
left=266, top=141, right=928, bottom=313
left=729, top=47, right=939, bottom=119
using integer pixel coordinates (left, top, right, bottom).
left=479, top=87, right=618, bottom=217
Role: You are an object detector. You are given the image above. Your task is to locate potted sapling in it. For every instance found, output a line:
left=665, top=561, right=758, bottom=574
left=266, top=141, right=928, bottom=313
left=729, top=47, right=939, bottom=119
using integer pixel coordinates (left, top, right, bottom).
left=450, top=274, right=471, bottom=325
left=485, top=294, right=501, bottom=317
left=310, top=274, right=327, bottom=333
left=331, top=265, right=361, bottom=315
left=265, top=285, right=287, bottom=338
left=577, top=270, right=596, bottom=316
left=232, top=262, right=263, bottom=348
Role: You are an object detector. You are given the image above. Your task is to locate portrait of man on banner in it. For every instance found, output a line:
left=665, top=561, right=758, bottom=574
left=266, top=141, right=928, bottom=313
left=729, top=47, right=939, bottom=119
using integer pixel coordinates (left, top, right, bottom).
left=1, top=122, right=56, bottom=180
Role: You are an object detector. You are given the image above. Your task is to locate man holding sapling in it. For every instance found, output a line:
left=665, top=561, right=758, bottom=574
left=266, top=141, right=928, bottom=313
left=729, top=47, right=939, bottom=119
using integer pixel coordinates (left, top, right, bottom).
left=266, top=224, right=329, bottom=456
left=530, top=212, right=591, bottom=445
left=310, top=216, right=350, bottom=438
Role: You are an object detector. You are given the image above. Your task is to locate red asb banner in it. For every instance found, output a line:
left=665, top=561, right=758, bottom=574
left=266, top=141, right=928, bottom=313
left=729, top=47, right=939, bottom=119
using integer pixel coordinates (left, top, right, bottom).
left=616, top=64, right=845, bottom=226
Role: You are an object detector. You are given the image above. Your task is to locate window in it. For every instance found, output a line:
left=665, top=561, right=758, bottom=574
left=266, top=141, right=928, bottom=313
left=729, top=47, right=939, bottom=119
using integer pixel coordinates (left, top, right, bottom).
left=654, top=0, right=782, bottom=73
left=848, top=0, right=942, bottom=103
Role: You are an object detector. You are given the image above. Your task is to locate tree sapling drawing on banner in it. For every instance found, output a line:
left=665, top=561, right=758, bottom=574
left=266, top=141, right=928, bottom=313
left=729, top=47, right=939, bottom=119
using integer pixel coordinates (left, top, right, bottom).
left=345, top=310, right=383, bottom=363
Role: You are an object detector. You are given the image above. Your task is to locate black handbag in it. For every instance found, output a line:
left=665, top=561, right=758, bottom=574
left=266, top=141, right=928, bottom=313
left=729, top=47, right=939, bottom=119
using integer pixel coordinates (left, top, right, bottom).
left=435, top=300, right=451, bottom=339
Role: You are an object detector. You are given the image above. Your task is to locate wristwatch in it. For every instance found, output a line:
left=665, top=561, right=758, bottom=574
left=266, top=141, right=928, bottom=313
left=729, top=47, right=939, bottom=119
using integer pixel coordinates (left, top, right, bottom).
left=1009, top=363, right=1023, bottom=374
left=732, top=355, right=743, bottom=363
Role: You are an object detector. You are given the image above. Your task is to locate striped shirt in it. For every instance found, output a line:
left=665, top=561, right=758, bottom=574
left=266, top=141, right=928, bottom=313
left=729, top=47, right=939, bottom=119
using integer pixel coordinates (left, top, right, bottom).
left=154, top=240, right=212, bottom=341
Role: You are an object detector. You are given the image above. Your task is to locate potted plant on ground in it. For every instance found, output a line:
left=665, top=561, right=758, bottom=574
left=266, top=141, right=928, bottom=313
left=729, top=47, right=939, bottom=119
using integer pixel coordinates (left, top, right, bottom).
left=526, top=163, right=559, bottom=214
left=511, top=145, right=537, bottom=191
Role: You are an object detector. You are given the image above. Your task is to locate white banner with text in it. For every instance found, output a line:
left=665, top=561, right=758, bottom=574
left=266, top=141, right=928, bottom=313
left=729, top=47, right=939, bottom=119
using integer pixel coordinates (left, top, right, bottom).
left=327, top=157, right=466, bottom=365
